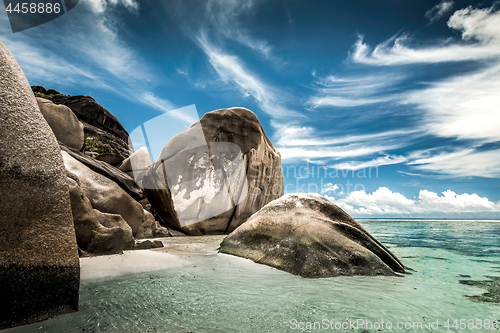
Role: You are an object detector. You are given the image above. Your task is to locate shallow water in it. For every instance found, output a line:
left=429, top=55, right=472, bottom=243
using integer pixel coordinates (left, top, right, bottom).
left=4, top=221, right=500, bottom=333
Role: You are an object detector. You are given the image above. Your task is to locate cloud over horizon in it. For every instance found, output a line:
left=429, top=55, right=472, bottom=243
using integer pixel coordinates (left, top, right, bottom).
left=328, top=187, right=500, bottom=217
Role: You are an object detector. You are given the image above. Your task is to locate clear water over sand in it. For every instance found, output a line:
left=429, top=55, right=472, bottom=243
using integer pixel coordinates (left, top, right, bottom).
left=4, top=220, right=499, bottom=333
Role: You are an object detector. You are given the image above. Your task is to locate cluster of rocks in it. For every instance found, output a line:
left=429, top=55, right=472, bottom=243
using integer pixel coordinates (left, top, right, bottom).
left=29, top=88, right=286, bottom=252
left=31, top=94, right=169, bottom=256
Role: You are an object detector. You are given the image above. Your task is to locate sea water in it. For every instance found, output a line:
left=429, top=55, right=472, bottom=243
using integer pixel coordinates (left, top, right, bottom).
left=4, top=220, right=500, bottom=333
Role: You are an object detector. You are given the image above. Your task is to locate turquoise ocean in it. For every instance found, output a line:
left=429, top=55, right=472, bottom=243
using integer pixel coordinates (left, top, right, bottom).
left=4, top=220, right=500, bottom=333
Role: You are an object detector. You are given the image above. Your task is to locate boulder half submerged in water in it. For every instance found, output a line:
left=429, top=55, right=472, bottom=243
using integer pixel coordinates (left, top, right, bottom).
left=220, top=193, right=405, bottom=278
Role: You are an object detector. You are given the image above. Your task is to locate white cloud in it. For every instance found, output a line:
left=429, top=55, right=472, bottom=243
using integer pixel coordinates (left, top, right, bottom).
left=329, top=155, right=407, bottom=171
left=321, top=183, right=339, bottom=195
left=425, top=0, right=454, bottom=23
left=408, top=148, right=500, bottom=178
left=83, top=0, right=138, bottom=14
left=331, top=187, right=500, bottom=216
left=334, top=187, right=415, bottom=215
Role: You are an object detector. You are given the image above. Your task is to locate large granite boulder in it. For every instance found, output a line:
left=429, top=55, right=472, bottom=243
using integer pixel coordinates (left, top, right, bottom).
left=220, top=193, right=406, bottom=278
left=0, top=41, right=80, bottom=329
left=142, top=107, right=283, bottom=235
left=66, top=175, right=134, bottom=255
left=51, top=94, right=130, bottom=157
left=62, top=151, right=145, bottom=235
left=61, top=143, right=143, bottom=200
left=36, top=97, right=84, bottom=150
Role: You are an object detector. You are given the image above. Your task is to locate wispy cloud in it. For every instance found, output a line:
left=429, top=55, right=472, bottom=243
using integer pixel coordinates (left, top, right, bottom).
left=276, top=124, right=416, bottom=162
left=204, top=0, right=274, bottom=59
left=405, top=64, right=500, bottom=143
left=351, top=5, right=500, bottom=66
left=140, top=92, right=176, bottom=113
left=328, top=155, right=407, bottom=171
left=309, top=73, right=403, bottom=108
left=425, top=0, right=454, bottom=23
left=196, top=32, right=296, bottom=118
left=0, top=0, right=179, bottom=121
left=279, top=144, right=402, bottom=161
left=338, top=4, right=500, bottom=180
left=408, top=148, right=500, bottom=178
left=276, top=126, right=417, bottom=147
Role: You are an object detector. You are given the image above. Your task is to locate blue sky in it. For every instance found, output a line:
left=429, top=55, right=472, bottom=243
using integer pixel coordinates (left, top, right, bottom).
left=2, top=0, right=500, bottom=218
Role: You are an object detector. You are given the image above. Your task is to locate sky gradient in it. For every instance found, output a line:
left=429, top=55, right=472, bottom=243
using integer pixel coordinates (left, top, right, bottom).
left=2, top=0, right=500, bottom=218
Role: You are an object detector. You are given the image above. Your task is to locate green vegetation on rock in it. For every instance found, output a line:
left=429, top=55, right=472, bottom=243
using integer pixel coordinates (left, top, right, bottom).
left=34, top=91, right=55, bottom=100
left=83, top=135, right=123, bottom=157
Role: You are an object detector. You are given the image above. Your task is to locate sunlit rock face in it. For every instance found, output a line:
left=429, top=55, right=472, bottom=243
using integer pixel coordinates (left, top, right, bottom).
left=36, top=97, right=85, bottom=150
left=142, top=107, right=284, bottom=235
left=0, top=40, right=80, bottom=329
left=62, top=151, right=145, bottom=235
left=220, top=194, right=406, bottom=278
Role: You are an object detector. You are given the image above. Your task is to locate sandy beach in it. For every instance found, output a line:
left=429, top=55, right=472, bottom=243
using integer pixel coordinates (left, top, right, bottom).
left=80, top=235, right=226, bottom=280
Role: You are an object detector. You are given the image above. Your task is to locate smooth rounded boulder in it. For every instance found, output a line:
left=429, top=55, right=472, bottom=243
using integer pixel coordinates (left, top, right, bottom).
left=36, top=97, right=85, bottom=150
left=66, top=176, right=134, bottom=255
left=0, top=41, right=80, bottom=329
left=62, top=151, right=145, bottom=235
left=220, top=193, right=406, bottom=278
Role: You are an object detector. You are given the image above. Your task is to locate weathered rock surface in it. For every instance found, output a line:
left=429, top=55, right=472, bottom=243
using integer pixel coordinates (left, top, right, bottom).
left=36, top=97, right=84, bottom=150
left=136, top=210, right=171, bottom=239
left=220, top=194, right=406, bottom=278
left=32, top=86, right=131, bottom=157
left=67, top=176, right=134, bottom=255
left=92, top=210, right=135, bottom=252
left=143, top=107, right=283, bottom=235
left=51, top=94, right=129, bottom=142
left=95, top=153, right=124, bottom=166
left=32, top=85, right=60, bottom=95
left=60, top=143, right=143, bottom=200
left=62, top=151, right=145, bottom=235
left=50, top=94, right=130, bottom=157
left=119, top=146, right=151, bottom=181
left=0, top=41, right=80, bottom=329
left=82, top=121, right=130, bottom=158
